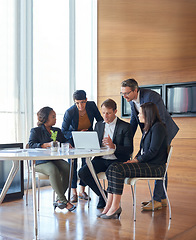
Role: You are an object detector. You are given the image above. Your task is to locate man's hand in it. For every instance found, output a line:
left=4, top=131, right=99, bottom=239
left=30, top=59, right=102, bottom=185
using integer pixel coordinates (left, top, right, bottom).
left=102, top=135, right=115, bottom=149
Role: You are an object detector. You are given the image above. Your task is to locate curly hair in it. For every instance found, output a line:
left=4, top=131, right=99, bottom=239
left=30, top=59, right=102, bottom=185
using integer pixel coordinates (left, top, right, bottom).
left=37, top=106, right=53, bottom=127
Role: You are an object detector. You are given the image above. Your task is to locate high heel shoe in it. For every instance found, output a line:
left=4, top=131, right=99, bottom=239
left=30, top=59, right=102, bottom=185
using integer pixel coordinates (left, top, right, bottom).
left=100, top=207, right=122, bottom=219
left=97, top=212, right=106, bottom=218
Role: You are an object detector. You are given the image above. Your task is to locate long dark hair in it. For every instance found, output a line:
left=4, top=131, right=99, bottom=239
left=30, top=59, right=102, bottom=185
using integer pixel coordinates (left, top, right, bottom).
left=141, top=102, right=162, bottom=132
left=37, top=106, right=53, bottom=127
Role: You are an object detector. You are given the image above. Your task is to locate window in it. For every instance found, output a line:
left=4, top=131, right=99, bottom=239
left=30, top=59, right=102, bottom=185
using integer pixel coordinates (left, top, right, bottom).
left=33, top=0, right=70, bottom=128
left=0, top=0, right=97, bottom=144
left=0, top=0, right=18, bottom=143
left=75, top=0, right=97, bottom=101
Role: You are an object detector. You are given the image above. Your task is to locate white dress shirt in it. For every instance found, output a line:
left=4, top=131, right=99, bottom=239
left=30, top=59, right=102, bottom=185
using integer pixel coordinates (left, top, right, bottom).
left=132, top=90, right=140, bottom=112
left=102, top=117, right=117, bottom=160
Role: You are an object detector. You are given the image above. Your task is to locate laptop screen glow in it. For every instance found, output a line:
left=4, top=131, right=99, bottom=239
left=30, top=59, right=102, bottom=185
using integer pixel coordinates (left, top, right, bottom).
left=72, top=131, right=100, bottom=149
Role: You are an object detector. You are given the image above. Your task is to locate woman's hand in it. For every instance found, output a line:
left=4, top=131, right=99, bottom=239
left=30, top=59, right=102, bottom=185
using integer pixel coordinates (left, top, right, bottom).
left=123, top=158, right=139, bottom=164
left=81, top=129, right=88, bottom=132
left=69, top=143, right=74, bottom=149
left=41, top=143, right=51, bottom=148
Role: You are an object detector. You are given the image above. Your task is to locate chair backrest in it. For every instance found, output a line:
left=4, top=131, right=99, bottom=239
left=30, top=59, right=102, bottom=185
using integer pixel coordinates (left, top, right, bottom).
left=164, top=145, right=173, bottom=178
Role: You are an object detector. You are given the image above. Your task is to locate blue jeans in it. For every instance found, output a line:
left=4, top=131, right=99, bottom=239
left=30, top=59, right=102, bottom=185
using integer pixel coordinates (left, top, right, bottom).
left=68, top=158, right=86, bottom=188
left=153, top=138, right=171, bottom=202
left=153, top=173, right=168, bottom=202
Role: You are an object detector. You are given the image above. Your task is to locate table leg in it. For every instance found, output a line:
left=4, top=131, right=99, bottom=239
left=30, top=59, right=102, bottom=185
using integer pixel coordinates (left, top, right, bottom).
left=85, top=157, right=107, bottom=202
left=31, top=160, right=38, bottom=239
left=68, top=159, right=74, bottom=201
left=0, top=160, right=19, bottom=204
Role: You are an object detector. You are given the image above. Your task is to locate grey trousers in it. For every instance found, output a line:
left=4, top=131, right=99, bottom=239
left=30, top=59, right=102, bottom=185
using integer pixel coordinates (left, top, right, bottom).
left=35, top=160, right=70, bottom=203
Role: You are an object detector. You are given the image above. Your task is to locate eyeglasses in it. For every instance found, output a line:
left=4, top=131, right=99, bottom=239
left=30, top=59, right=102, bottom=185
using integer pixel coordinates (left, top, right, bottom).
left=75, top=101, right=87, bottom=105
left=120, top=90, right=132, bottom=97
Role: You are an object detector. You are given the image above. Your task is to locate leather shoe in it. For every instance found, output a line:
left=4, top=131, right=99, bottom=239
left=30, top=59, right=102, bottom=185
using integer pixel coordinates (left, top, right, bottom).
left=141, top=200, right=151, bottom=206
left=79, top=192, right=91, bottom=201
left=161, top=199, right=167, bottom=207
left=70, top=194, right=78, bottom=203
left=142, top=200, right=162, bottom=211
left=141, top=199, right=167, bottom=207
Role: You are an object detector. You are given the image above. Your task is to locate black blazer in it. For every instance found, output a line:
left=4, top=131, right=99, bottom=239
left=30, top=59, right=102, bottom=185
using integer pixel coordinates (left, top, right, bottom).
left=94, top=117, right=133, bottom=162
left=136, top=122, right=168, bottom=165
left=28, top=124, right=67, bottom=165
left=61, top=101, right=103, bottom=145
left=130, top=88, right=179, bottom=144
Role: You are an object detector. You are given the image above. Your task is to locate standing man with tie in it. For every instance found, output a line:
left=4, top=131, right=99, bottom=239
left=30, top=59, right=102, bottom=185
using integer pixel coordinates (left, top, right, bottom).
left=120, top=78, right=179, bottom=211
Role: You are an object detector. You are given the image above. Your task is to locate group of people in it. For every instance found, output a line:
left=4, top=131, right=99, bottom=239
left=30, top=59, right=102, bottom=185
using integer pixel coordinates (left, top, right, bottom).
left=28, top=78, right=179, bottom=218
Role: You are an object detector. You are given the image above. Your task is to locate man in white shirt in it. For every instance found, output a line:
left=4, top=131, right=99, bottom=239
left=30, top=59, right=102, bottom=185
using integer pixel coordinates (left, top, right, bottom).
left=78, top=98, right=133, bottom=209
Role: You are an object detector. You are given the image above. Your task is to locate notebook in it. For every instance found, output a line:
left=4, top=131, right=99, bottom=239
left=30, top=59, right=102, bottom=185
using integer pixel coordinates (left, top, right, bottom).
left=72, top=131, right=101, bottom=150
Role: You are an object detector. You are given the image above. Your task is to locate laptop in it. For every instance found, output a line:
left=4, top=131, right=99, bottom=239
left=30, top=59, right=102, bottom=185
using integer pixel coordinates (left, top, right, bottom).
left=72, top=131, right=101, bottom=150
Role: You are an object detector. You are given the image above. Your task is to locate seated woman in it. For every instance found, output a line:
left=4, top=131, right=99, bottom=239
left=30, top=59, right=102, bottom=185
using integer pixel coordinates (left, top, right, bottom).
left=98, top=102, right=168, bottom=219
left=28, top=106, right=76, bottom=211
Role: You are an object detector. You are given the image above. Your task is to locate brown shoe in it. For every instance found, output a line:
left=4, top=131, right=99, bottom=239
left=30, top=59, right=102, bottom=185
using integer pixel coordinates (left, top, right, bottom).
left=161, top=199, right=167, bottom=207
left=141, top=200, right=151, bottom=206
left=141, top=199, right=167, bottom=207
left=79, top=192, right=91, bottom=201
left=142, top=200, right=162, bottom=211
left=70, top=194, right=78, bottom=203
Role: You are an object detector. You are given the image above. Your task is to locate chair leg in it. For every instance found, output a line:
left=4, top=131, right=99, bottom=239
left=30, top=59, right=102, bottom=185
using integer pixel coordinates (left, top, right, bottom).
left=147, top=180, right=154, bottom=211
left=133, top=184, right=136, bottom=221
left=26, top=169, right=30, bottom=206
left=87, top=186, right=90, bottom=208
left=131, top=185, right=134, bottom=207
left=38, top=178, right=40, bottom=211
left=53, top=191, right=55, bottom=202
left=26, top=161, right=31, bottom=206
left=163, top=180, right=171, bottom=219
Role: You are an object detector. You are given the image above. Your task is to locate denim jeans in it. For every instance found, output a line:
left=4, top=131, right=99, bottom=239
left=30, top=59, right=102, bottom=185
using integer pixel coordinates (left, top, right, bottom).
left=68, top=158, right=86, bottom=188
left=153, top=173, right=168, bottom=202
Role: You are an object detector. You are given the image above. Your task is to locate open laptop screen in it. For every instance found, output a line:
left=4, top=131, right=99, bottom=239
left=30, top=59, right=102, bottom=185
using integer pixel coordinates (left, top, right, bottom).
left=72, top=131, right=100, bottom=149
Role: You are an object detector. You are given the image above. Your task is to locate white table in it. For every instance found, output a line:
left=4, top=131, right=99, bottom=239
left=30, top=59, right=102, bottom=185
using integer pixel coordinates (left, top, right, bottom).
left=0, top=148, right=114, bottom=240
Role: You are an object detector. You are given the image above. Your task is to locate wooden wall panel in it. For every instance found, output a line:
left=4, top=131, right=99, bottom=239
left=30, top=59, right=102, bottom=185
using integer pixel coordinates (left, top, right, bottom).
left=97, top=0, right=196, bottom=185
